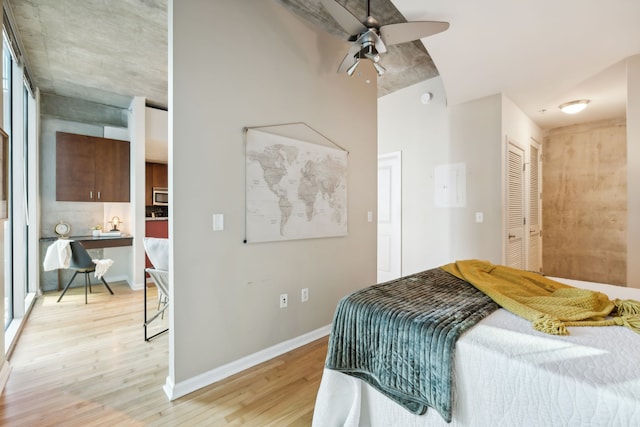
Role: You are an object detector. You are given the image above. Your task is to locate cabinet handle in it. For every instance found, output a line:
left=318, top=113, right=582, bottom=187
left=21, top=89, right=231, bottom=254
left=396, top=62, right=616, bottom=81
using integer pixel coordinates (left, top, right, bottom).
left=98, top=191, right=101, bottom=200
left=90, top=191, right=93, bottom=199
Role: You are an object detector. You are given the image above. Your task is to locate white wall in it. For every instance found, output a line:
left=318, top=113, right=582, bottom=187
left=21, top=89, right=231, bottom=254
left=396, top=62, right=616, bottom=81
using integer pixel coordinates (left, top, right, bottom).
left=145, top=107, right=168, bottom=163
left=129, top=97, right=147, bottom=290
left=447, top=94, right=504, bottom=262
left=627, top=55, right=640, bottom=288
left=170, top=0, right=377, bottom=394
left=379, top=82, right=543, bottom=272
left=378, top=77, right=451, bottom=274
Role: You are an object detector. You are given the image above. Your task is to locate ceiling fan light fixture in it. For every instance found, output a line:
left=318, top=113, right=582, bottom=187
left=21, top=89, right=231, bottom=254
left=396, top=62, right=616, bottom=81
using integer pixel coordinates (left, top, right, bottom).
left=364, top=51, right=380, bottom=62
left=346, top=60, right=360, bottom=76
left=559, top=99, right=590, bottom=114
left=364, top=44, right=380, bottom=62
left=372, top=62, right=385, bottom=76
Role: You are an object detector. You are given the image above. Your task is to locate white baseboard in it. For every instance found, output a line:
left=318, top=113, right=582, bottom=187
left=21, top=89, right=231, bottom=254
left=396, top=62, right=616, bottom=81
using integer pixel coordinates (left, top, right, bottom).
left=164, top=324, right=331, bottom=400
left=105, top=275, right=132, bottom=287
left=129, top=280, right=145, bottom=291
left=0, top=360, right=12, bottom=394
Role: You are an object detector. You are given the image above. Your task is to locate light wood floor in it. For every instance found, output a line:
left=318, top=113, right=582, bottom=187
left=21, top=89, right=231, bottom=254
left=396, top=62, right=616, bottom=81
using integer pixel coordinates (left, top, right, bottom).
left=0, top=282, right=328, bottom=426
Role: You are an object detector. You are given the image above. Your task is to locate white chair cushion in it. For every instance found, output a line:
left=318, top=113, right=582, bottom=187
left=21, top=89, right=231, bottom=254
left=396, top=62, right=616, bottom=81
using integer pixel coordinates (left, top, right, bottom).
left=143, top=237, right=169, bottom=271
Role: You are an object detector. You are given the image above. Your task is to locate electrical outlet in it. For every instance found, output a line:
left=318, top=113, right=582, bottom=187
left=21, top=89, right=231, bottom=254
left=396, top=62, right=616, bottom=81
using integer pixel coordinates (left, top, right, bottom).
left=280, top=293, right=288, bottom=308
left=301, top=288, right=309, bottom=302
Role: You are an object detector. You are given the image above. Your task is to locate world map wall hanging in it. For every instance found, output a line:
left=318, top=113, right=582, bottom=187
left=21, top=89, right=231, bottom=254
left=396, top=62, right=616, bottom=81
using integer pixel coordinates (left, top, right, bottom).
left=244, top=125, right=348, bottom=243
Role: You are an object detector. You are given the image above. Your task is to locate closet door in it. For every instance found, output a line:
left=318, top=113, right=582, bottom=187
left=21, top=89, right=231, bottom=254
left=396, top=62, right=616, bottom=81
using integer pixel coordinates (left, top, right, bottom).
left=507, top=140, right=525, bottom=269
left=528, top=141, right=542, bottom=272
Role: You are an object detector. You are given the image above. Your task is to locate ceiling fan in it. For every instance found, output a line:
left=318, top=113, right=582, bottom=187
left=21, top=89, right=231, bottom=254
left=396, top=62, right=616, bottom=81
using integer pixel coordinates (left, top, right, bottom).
left=320, top=0, right=449, bottom=77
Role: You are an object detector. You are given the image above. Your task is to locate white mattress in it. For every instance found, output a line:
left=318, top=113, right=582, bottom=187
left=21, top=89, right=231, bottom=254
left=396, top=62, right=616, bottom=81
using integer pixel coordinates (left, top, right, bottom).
left=312, top=279, right=640, bottom=427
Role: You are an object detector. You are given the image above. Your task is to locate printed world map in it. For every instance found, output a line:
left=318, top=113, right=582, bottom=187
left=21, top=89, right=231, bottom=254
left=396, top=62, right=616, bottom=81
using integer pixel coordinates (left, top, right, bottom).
left=245, top=130, right=348, bottom=243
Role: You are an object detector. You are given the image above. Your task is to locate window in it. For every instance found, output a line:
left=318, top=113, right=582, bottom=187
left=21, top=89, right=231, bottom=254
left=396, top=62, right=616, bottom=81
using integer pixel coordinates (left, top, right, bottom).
left=2, top=27, right=37, bottom=353
left=3, top=35, right=12, bottom=330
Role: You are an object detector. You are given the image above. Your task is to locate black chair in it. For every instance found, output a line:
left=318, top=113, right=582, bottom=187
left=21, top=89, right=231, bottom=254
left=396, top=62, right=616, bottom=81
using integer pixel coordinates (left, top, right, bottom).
left=57, top=241, right=114, bottom=304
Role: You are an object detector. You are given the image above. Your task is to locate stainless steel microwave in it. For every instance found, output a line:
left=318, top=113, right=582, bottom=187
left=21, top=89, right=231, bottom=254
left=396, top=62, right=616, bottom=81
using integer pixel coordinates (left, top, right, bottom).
left=152, top=187, right=169, bottom=206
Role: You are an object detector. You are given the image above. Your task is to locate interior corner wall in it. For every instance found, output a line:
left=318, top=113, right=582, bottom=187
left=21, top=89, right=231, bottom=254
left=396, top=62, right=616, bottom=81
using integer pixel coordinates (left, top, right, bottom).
left=171, top=0, right=377, bottom=386
left=627, top=55, right=640, bottom=288
left=448, top=94, right=503, bottom=263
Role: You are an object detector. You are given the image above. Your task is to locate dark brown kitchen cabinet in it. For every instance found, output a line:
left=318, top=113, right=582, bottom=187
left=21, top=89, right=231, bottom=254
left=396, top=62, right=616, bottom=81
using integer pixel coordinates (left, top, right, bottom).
left=56, top=131, right=130, bottom=202
left=145, top=162, right=168, bottom=205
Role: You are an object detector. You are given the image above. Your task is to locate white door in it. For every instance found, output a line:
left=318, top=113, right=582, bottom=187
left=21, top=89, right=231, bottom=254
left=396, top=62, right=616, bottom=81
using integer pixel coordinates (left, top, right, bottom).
left=377, top=152, right=401, bottom=282
left=507, top=141, right=525, bottom=269
left=528, top=140, right=542, bottom=272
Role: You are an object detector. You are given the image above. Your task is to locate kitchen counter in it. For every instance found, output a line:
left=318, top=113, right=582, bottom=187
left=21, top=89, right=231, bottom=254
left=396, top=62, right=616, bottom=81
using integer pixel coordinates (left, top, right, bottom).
left=146, top=217, right=169, bottom=221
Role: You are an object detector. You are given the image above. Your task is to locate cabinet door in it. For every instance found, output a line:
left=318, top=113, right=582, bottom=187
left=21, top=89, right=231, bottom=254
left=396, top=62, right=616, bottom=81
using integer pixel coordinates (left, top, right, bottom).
left=56, top=132, right=95, bottom=201
left=152, top=163, right=168, bottom=188
left=145, top=163, right=154, bottom=206
left=95, top=137, right=130, bottom=202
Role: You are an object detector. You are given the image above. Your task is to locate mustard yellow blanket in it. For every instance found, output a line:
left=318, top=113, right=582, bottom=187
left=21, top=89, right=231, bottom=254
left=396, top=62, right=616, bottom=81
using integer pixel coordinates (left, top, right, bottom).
left=442, top=260, right=640, bottom=335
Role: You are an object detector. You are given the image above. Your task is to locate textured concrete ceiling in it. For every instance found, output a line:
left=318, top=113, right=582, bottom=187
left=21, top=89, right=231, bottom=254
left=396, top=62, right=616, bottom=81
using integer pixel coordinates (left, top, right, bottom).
left=8, top=0, right=168, bottom=109
left=275, top=0, right=440, bottom=97
left=6, top=0, right=438, bottom=110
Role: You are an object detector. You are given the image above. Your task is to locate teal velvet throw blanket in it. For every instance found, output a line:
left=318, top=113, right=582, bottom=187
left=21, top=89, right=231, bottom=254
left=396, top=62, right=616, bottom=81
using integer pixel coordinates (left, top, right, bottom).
left=325, top=268, right=499, bottom=422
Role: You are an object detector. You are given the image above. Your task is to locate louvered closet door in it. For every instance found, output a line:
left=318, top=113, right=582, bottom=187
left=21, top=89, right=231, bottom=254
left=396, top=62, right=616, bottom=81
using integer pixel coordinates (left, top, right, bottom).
left=507, top=141, right=525, bottom=269
left=528, top=142, right=542, bottom=272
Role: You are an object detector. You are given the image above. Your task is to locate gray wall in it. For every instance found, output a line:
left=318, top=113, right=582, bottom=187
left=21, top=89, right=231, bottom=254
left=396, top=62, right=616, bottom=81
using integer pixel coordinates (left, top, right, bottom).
left=543, top=120, right=627, bottom=285
left=171, top=0, right=377, bottom=387
left=628, top=55, right=640, bottom=288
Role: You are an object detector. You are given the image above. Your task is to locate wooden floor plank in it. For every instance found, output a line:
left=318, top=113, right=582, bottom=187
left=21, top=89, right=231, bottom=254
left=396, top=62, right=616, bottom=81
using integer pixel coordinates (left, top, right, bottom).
left=0, top=282, right=329, bottom=425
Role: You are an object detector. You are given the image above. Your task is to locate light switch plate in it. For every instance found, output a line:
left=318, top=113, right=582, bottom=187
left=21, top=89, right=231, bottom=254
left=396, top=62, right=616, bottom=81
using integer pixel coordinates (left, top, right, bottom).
left=213, top=213, right=224, bottom=231
left=475, top=212, right=484, bottom=223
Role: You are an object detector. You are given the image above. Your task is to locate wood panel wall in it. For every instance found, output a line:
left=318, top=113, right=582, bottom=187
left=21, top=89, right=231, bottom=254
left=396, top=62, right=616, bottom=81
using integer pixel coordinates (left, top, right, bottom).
left=543, top=119, right=627, bottom=285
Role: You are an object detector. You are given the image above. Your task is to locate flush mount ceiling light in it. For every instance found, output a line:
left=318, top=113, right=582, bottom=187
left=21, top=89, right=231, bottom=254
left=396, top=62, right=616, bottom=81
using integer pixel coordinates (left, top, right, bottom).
left=559, top=99, right=590, bottom=114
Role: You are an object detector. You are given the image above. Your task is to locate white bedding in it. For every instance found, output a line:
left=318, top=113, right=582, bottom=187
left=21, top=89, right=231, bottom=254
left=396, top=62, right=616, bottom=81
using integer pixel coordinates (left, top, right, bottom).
left=312, top=279, right=640, bottom=427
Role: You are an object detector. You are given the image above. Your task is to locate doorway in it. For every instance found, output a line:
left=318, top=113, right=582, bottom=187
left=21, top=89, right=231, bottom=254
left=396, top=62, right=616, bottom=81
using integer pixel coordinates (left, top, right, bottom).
left=377, top=152, right=401, bottom=283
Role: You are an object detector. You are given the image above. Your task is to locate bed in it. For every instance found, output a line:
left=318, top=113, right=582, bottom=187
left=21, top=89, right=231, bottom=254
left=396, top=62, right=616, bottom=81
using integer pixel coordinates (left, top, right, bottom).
left=312, top=264, right=640, bottom=427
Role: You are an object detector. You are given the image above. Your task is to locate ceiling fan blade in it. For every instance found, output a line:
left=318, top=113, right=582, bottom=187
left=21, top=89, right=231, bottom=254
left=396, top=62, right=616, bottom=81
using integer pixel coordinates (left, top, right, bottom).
left=379, top=21, right=449, bottom=46
left=337, top=43, right=363, bottom=73
left=373, top=32, right=387, bottom=54
left=320, top=0, right=366, bottom=36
